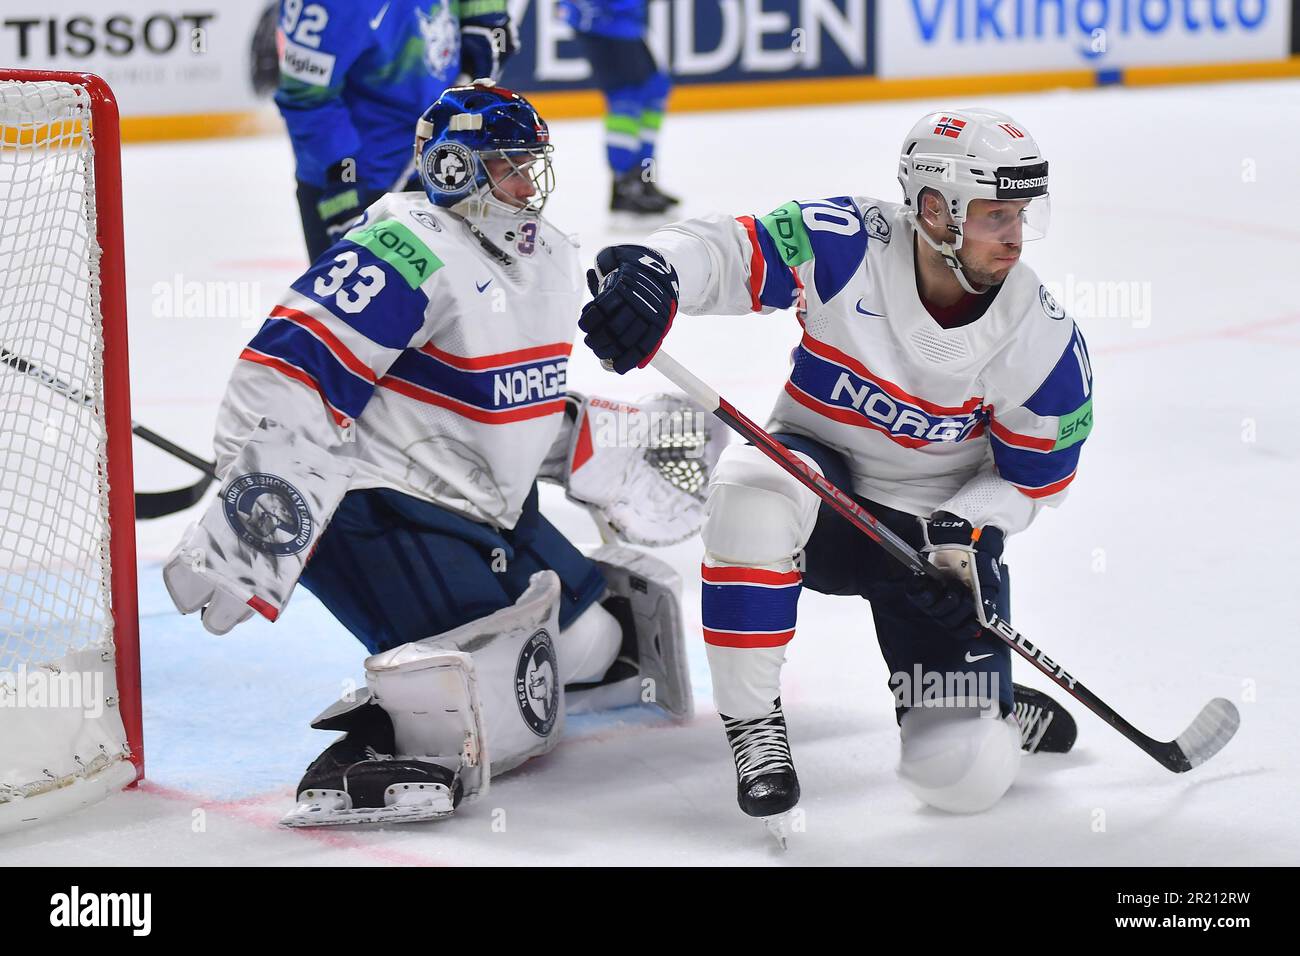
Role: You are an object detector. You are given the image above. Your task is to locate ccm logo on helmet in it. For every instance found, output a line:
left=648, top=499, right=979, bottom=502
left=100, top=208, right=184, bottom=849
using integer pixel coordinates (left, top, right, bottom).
left=913, top=161, right=950, bottom=176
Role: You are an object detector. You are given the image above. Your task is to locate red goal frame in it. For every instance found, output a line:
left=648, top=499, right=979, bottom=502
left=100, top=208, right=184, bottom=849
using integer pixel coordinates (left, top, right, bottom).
left=1, top=69, right=142, bottom=781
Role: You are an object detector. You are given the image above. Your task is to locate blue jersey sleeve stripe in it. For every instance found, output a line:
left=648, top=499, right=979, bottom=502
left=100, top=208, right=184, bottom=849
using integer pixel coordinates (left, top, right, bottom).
left=991, top=437, right=1082, bottom=491
left=1025, top=324, right=1092, bottom=418
left=751, top=219, right=801, bottom=310
left=246, top=320, right=375, bottom=418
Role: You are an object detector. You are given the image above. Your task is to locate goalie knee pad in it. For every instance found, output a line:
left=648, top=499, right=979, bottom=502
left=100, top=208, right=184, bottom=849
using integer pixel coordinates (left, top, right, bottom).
left=568, top=544, right=693, bottom=719
left=702, top=444, right=821, bottom=568
left=897, top=702, right=1022, bottom=814
left=559, top=601, right=622, bottom=685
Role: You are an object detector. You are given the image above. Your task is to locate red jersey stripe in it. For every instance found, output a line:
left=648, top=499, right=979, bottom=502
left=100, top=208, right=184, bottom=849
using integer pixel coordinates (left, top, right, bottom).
left=270, top=305, right=377, bottom=384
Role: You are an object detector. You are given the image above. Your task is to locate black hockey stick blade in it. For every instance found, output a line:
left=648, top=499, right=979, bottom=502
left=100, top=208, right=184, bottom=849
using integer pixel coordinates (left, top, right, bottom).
left=129, top=423, right=218, bottom=519
left=134, top=474, right=215, bottom=520
left=5, top=343, right=220, bottom=518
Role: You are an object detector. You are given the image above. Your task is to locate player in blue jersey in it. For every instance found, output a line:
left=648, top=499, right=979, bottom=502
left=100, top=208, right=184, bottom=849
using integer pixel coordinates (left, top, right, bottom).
left=557, top=0, right=680, bottom=219
left=275, top=0, right=521, bottom=261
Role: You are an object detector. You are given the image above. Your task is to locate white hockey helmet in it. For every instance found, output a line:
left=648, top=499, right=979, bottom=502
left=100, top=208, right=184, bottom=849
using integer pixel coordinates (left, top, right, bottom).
left=898, top=109, right=1050, bottom=291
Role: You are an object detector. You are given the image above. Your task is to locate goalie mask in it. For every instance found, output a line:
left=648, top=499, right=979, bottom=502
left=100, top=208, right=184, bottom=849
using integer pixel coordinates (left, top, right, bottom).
left=898, top=108, right=1051, bottom=293
left=414, top=82, right=555, bottom=221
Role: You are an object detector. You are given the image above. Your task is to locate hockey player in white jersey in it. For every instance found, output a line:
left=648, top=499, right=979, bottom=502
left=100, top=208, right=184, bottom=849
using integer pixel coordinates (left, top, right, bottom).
left=162, top=84, right=720, bottom=825
left=578, top=109, right=1085, bottom=826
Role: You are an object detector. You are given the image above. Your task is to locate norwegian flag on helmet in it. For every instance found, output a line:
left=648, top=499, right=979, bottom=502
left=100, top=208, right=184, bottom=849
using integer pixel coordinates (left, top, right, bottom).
left=933, top=116, right=966, bottom=139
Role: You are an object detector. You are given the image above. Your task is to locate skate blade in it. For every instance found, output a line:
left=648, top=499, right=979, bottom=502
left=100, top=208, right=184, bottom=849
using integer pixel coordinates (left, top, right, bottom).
left=608, top=209, right=673, bottom=233
left=281, top=788, right=456, bottom=828
left=761, top=811, right=795, bottom=850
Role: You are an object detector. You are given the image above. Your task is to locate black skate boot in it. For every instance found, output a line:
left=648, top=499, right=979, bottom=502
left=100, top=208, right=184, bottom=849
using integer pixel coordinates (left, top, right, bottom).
left=1012, top=683, right=1078, bottom=754
left=639, top=178, right=681, bottom=208
left=281, top=696, right=463, bottom=827
left=610, top=168, right=673, bottom=225
left=721, top=698, right=800, bottom=845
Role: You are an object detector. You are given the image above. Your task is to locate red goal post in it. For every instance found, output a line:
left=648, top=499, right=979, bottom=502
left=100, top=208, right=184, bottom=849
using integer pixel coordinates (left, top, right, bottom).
left=0, top=69, right=142, bottom=831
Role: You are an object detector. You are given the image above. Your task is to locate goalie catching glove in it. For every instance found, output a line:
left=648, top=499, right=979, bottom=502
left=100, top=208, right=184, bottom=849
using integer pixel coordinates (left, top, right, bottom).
left=543, top=390, right=729, bottom=547
left=162, top=419, right=356, bottom=634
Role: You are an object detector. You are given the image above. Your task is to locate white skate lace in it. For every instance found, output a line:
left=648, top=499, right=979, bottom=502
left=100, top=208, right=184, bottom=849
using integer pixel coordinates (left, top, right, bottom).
left=723, top=712, right=793, bottom=781
left=1015, top=701, right=1054, bottom=753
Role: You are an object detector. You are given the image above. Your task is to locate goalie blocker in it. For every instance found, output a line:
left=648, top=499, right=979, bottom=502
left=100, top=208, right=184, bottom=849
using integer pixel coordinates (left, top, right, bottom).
left=284, top=548, right=691, bottom=827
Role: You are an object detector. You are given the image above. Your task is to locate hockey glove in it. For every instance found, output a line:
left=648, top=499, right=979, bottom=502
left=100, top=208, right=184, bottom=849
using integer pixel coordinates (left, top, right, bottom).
left=316, top=160, right=366, bottom=244
left=457, top=15, right=519, bottom=84
left=904, top=511, right=1006, bottom=640
left=579, top=245, right=679, bottom=375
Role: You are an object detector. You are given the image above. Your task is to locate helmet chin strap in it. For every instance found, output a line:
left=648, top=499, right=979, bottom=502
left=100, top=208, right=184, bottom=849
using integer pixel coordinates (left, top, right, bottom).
left=911, top=213, right=987, bottom=295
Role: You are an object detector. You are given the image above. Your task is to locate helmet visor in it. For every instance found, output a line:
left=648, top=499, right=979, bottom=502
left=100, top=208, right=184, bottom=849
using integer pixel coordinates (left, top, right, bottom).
left=960, top=195, right=1051, bottom=244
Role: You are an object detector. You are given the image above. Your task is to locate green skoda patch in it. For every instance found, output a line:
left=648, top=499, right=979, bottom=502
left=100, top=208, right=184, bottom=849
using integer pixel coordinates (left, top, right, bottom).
left=757, top=201, right=813, bottom=267
left=1055, top=398, right=1093, bottom=450
left=346, top=220, right=443, bottom=289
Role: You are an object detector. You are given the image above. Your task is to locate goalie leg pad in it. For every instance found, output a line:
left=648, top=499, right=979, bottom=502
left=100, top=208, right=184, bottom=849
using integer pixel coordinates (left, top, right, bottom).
left=579, top=544, right=693, bottom=719
left=370, top=570, right=564, bottom=780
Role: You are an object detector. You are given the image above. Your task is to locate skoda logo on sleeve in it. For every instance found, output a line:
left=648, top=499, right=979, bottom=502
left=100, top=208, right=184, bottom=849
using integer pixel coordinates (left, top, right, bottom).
left=423, top=142, right=475, bottom=196
left=515, top=628, right=559, bottom=737
left=1039, top=284, right=1066, bottom=320
left=223, top=473, right=313, bottom=556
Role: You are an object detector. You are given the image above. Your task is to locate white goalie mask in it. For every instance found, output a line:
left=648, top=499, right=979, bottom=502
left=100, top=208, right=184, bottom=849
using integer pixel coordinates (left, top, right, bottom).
left=898, top=108, right=1051, bottom=293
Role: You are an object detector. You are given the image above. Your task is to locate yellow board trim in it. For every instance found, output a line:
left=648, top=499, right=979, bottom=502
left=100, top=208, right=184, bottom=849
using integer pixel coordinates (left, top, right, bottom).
left=106, top=56, right=1300, bottom=142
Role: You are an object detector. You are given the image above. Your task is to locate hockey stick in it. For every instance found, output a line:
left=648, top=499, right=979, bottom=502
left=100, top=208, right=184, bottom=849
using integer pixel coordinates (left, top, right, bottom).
left=1, top=345, right=217, bottom=519
left=646, top=349, right=1240, bottom=773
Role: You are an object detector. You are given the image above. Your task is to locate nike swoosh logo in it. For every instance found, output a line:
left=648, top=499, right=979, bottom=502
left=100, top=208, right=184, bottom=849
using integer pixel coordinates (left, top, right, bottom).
left=965, top=652, right=994, bottom=663
left=855, top=298, right=885, bottom=317
left=369, top=1, right=390, bottom=30
left=476, top=279, right=492, bottom=293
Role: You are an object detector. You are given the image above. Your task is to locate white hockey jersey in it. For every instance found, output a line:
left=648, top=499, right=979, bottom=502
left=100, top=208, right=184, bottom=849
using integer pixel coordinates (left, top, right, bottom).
left=214, top=193, right=582, bottom=529
left=648, top=197, right=1093, bottom=535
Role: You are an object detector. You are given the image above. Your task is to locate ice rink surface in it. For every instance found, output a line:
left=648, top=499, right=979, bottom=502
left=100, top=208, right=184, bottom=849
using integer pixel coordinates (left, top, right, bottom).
left=4, top=79, right=1299, bottom=865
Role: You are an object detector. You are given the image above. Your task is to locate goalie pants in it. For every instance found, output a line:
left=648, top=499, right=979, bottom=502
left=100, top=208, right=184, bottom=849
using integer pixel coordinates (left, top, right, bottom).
left=299, top=484, right=608, bottom=654
left=702, top=432, right=1014, bottom=720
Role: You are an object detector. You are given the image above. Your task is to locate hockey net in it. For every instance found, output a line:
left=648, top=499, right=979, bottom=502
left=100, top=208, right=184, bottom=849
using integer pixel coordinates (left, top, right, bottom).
left=0, top=71, right=141, bottom=832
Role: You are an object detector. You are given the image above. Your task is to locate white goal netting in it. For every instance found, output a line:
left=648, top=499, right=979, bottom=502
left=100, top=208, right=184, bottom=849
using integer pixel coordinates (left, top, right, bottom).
left=0, top=76, right=135, bottom=830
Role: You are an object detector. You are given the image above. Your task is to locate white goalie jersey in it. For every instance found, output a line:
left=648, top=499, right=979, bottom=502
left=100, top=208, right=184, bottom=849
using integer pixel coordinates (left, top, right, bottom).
left=646, top=197, right=1095, bottom=535
left=213, top=193, right=583, bottom=530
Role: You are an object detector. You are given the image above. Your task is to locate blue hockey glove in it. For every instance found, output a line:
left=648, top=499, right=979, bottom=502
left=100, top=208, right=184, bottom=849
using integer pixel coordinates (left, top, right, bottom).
left=317, top=160, right=365, bottom=243
left=579, top=245, right=679, bottom=374
left=904, top=511, right=1006, bottom=640
left=457, top=16, right=519, bottom=83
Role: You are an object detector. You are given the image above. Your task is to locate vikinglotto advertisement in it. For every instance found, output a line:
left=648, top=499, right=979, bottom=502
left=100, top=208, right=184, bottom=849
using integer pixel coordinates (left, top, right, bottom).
left=0, top=1, right=1295, bottom=125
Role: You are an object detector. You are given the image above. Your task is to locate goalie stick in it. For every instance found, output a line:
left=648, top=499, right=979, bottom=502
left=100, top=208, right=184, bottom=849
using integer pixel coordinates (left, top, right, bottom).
left=644, top=350, right=1240, bottom=774
left=2, top=345, right=216, bottom=519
